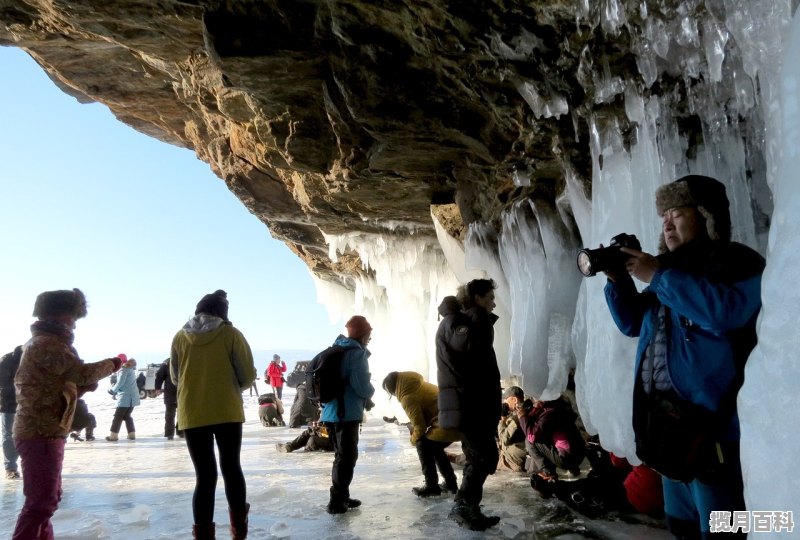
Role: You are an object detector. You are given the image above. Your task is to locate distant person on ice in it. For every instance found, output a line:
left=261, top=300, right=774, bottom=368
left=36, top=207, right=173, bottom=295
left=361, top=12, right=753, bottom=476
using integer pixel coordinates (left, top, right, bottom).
left=436, top=282, right=502, bottom=531
left=105, top=357, right=140, bottom=441
left=11, top=288, right=122, bottom=540
left=266, top=353, right=287, bottom=400
left=0, top=345, right=23, bottom=479
left=322, top=315, right=375, bottom=515
left=155, top=357, right=183, bottom=440
left=69, top=398, right=97, bottom=441
left=170, top=289, right=256, bottom=540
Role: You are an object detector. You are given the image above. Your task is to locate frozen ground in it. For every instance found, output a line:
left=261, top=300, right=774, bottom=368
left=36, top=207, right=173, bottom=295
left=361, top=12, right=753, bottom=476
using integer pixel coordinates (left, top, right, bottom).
left=0, top=383, right=670, bottom=539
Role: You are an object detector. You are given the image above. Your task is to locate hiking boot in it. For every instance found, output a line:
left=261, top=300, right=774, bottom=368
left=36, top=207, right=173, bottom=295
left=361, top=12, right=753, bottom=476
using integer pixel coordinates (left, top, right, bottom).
left=326, top=499, right=348, bottom=514
left=70, top=432, right=83, bottom=442
left=448, top=502, right=500, bottom=531
left=412, top=484, right=442, bottom=497
left=275, top=443, right=292, bottom=453
left=5, top=470, right=20, bottom=479
left=346, top=498, right=361, bottom=508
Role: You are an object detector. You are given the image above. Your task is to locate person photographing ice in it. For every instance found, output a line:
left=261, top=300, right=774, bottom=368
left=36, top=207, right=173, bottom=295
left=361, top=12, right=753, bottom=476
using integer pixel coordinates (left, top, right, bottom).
left=598, top=175, right=765, bottom=539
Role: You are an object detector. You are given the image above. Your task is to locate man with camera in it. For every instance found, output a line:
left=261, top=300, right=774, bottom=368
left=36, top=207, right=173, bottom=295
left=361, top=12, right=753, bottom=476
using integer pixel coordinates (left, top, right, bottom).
left=601, top=175, right=765, bottom=538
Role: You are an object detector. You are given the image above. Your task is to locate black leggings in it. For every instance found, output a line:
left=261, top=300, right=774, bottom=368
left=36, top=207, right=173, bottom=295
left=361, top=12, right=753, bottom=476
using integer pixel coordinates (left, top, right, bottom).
left=184, top=422, right=246, bottom=524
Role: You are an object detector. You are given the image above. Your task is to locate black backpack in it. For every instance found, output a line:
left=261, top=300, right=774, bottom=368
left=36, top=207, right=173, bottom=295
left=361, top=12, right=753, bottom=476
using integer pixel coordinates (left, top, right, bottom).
left=305, top=345, right=350, bottom=419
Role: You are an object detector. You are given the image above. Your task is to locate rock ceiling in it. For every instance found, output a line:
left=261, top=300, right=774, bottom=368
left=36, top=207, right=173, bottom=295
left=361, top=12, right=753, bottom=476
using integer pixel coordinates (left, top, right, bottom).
left=0, top=1, right=773, bottom=286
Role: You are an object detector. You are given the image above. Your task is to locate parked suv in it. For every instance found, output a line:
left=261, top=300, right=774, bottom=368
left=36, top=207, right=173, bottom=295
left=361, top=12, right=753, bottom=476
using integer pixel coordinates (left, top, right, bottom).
left=285, top=360, right=310, bottom=388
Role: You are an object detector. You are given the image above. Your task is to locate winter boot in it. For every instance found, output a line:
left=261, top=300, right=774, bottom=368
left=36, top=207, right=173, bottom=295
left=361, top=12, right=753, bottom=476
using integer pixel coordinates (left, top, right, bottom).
left=345, top=498, right=361, bottom=508
left=105, top=432, right=119, bottom=442
left=127, top=432, right=136, bottom=440
left=229, top=502, right=249, bottom=539
left=448, top=501, right=501, bottom=531
left=412, top=484, right=442, bottom=497
left=275, top=443, right=293, bottom=453
left=440, top=479, right=459, bottom=495
left=326, top=498, right=348, bottom=514
left=70, top=432, right=83, bottom=442
left=192, top=522, right=216, bottom=539
left=85, top=428, right=95, bottom=441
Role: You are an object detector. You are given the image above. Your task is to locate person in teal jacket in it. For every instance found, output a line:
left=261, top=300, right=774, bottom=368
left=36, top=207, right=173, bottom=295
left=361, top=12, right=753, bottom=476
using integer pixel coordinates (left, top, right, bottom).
left=321, top=315, right=375, bottom=515
left=105, top=357, right=140, bottom=441
left=603, top=175, right=765, bottom=539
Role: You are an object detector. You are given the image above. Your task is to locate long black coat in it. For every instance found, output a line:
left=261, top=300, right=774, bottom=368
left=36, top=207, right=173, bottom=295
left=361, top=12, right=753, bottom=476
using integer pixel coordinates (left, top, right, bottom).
left=154, top=360, right=178, bottom=406
left=436, top=302, right=501, bottom=431
left=0, top=346, right=22, bottom=413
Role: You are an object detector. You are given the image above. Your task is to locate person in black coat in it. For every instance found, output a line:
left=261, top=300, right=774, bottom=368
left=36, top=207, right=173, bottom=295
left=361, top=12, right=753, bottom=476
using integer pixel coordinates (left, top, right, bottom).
left=435, top=280, right=502, bottom=532
left=69, top=399, right=97, bottom=441
left=288, top=383, right=320, bottom=428
left=0, top=346, right=23, bottom=478
left=155, top=358, right=183, bottom=440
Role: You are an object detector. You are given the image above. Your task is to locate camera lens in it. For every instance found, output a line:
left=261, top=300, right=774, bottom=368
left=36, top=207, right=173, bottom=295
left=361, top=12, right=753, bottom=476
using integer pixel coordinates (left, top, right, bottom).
left=577, top=250, right=595, bottom=277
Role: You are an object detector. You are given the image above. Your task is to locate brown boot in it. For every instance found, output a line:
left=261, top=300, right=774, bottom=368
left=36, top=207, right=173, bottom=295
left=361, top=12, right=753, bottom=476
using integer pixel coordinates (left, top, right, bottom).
left=229, top=502, right=250, bottom=539
left=192, top=522, right=215, bottom=539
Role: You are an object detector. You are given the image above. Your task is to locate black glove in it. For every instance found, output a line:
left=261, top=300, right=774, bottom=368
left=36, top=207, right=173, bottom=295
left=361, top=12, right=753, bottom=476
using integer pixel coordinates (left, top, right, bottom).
left=365, top=398, right=375, bottom=411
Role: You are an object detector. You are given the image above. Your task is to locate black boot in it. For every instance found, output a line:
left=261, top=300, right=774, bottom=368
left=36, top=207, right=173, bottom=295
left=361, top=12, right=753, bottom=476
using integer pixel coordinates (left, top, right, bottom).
left=192, top=522, right=215, bottom=539
left=412, top=484, right=442, bottom=497
left=448, top=501, right=501, bottom=531
left=70, top=432, right=83, bottom=442
left=85, top=428, right=95, bottom=441
left=327, top=498, right=348, bottom=514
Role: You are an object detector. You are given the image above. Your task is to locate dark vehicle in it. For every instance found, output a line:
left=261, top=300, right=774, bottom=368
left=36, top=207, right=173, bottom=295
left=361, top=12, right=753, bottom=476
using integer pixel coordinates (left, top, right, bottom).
left=285, top=361, right=311, bottom=388
left=136, top=363, right=161, bottom=399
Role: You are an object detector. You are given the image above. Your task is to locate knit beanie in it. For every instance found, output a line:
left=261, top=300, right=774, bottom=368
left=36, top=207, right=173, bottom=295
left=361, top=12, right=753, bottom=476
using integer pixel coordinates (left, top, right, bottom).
left=32, top=288, right=88, bottom=320
left=195, top=289, right=229, bottom=321
left=655, top=174, right=731, bottom=253
left=116, top=353, right=128, bottom=363
left=345, top=315, right=372, bottom=339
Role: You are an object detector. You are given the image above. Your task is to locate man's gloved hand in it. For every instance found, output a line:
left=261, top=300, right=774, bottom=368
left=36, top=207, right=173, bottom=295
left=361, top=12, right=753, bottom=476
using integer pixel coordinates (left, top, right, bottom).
left=365, top=398, right=375, bottom=411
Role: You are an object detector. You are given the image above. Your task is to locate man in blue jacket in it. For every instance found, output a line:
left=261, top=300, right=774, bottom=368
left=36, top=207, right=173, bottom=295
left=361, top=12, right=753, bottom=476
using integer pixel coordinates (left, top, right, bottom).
left=604, top=175, right=764, bottom=539
left=321, top=315, right=375, bottom=515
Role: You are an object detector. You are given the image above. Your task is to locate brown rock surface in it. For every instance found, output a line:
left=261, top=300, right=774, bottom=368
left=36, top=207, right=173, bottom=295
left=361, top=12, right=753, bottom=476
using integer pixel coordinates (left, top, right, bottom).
left=0, top=1, right=775, bottom=284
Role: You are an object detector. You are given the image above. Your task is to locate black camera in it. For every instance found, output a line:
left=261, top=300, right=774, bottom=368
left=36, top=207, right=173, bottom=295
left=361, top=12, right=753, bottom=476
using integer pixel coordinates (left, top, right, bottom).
left=576, top=233, right=641, bottom=277
left=520, top=399, right=534, bottom=414
left=501, top=403, right=510, bottom=417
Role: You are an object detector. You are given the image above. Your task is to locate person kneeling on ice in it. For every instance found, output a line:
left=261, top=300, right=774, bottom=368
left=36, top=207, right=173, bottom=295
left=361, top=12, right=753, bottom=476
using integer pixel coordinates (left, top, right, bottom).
left=382, top=371, right=460, bottom=497
left=258, top=393, right=285, bottom=426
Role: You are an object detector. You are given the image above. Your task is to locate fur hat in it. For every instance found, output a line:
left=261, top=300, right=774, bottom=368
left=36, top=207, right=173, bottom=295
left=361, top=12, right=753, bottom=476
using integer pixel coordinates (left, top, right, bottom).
left=345, top=315, right=372, bottom=339
left=32, top=288, right=88, bottom=320
left=195, top=289, right=229, bottom=321
left=655, top=174, right=731, bottom=252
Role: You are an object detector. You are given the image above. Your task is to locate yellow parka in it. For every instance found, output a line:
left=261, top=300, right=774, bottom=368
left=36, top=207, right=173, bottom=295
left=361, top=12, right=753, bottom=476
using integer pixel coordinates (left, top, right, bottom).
left=394, top=371, right=461, bottom=445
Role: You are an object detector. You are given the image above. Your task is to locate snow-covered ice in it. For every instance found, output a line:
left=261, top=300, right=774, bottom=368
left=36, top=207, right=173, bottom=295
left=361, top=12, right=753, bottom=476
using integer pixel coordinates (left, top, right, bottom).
left=1, top=383, right=670, bottom=539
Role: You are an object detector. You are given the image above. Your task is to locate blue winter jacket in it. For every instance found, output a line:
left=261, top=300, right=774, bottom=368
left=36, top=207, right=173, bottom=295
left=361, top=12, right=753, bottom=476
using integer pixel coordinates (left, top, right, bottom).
left=111, top=365, right=141, bottom=408
left=605, top=240, right=764, bottom=438
left=320, top=335, right=374, bottom=423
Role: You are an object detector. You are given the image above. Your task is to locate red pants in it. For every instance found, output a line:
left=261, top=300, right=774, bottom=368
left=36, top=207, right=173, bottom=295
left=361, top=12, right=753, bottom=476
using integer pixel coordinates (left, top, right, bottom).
left=12, top=438, right=65, bottom=540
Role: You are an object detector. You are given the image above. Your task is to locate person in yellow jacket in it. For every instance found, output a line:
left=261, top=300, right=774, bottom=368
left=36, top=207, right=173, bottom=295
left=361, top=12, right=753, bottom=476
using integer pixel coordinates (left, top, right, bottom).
left=170, top=290, right=256, bottom=540
left=382, top=371, right=460, bottom=497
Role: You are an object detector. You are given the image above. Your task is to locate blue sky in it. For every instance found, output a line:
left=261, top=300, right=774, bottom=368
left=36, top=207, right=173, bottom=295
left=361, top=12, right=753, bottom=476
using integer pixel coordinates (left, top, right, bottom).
left=0, top=47, right=343, bottom=369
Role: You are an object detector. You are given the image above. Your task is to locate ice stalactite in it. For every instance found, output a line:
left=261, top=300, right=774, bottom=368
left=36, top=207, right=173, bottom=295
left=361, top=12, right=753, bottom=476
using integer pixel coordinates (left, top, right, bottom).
left=320, top=230, right=460, bottom=384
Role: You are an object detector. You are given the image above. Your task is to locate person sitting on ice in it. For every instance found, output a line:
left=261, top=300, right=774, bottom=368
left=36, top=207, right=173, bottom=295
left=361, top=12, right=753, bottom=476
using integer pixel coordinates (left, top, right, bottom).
left=275, top=421, right=333, bottom=453
left=258, top=392, right=285, bottom=426
left=69, top=398, right=96, bottom=441
left=518, top=395, right=586, bottom=485
left=497, top=386, right=528, bottom=472
left=288, top=382, right=320, bottom=428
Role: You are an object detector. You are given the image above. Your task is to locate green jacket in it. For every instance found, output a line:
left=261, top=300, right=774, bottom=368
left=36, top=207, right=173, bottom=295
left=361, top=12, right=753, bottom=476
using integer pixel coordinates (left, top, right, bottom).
left=170, top=315, right=256, bottom=430
left=395, top=371, right=461, bottom=445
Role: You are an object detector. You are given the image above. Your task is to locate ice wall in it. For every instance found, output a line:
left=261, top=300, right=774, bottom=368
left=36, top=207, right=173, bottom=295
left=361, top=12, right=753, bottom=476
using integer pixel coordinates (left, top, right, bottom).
left=738, top=9, right=800, bottom=526
left=318, top=230, right=461, bottom=386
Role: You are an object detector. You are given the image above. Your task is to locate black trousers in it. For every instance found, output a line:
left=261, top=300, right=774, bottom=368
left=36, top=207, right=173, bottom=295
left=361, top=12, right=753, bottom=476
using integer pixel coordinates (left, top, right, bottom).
left=416, top=437, right=457, bottom=488
left=328, top=421, right=360, bottom=502
left=184, top=422, right=246, bottom=525
left=457, top=426, right=499, bottom=506
left=164, top=402, right=177, bottom=437
left=526, top=440, right=584, bottom=476
left=109, top=407, right=135, bottom=434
